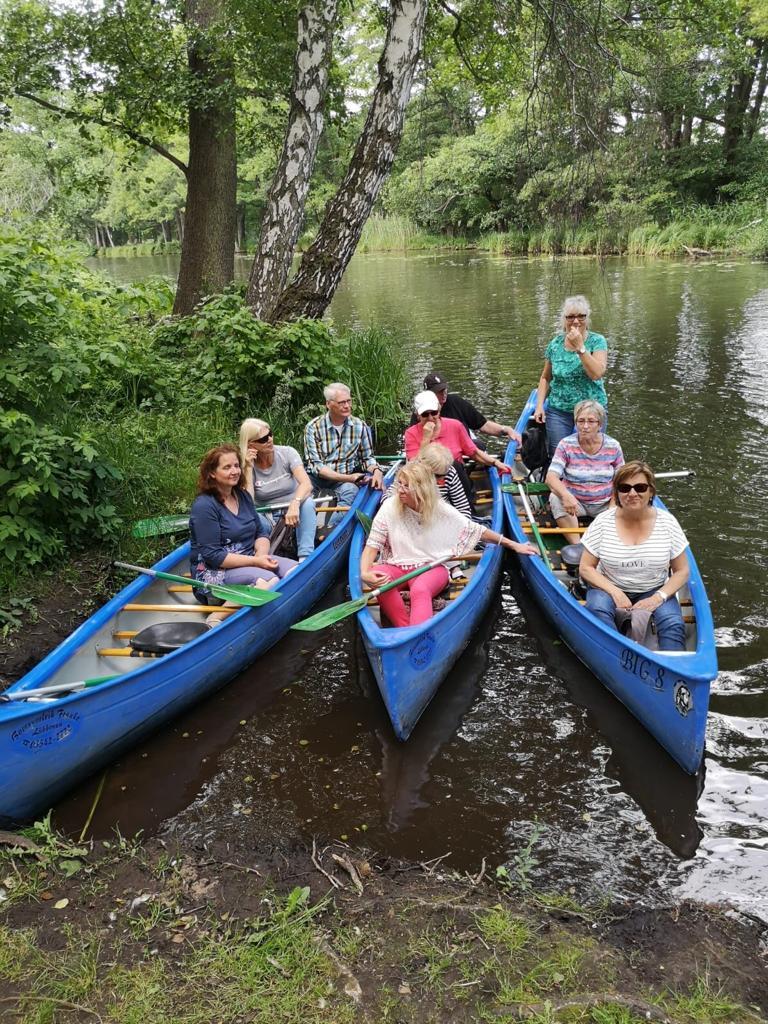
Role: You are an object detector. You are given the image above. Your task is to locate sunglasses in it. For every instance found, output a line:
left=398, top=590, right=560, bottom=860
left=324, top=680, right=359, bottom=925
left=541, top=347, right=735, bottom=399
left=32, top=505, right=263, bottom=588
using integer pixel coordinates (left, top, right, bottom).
left=617, top=482, right=650, bottom=494
left=420, top=410, right=439, bottom=418
left=251, top=431, right=273, bottom=444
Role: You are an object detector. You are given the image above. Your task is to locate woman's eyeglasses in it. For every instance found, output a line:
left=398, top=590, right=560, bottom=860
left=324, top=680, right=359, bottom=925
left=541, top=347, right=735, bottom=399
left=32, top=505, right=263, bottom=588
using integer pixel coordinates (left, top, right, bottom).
left=251, top=431, right=272, bottom=444
left=565, top=313, right=587, bottom=321
left=575, top=417, right=600, bottom=425
left=395, top=480, right=412, bottom=493
left=617, top=482, right=650, bottom=494
left=420, top=410, right=439, bottom=419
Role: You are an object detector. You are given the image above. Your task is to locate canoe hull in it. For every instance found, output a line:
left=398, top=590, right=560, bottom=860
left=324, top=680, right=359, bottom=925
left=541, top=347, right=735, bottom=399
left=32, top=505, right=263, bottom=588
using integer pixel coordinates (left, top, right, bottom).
left=502, top=392, right=716, bottom=775
left=0, top=494, right=365, bottom=824
left=350, top=470, right=504, bottom=740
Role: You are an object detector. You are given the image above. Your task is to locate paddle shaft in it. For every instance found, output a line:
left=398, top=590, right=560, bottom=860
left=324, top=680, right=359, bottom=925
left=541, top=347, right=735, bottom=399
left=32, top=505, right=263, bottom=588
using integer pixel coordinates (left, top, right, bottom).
left=114, top=562, right=280, bottom=607
left=1, top=675, right=119, bottom=702
left=367, top=554, right=455, bottom=600
left=517, top=486, right=553, bottom=570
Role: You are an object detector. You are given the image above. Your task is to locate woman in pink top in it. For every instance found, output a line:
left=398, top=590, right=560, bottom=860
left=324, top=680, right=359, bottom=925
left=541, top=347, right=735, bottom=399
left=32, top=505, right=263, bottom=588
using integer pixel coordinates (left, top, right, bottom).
left=360, top=462, right=537, bottom=627
left=404, top=390, right=513, bottom=500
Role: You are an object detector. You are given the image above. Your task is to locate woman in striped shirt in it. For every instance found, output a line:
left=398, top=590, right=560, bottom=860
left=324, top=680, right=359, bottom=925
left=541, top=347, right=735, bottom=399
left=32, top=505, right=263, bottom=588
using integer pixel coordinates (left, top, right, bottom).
left=545, top=400, right=624, bottom=544
left=415, top=444, right=472, bottom=518
left=579, top=461, right=690, bottom=651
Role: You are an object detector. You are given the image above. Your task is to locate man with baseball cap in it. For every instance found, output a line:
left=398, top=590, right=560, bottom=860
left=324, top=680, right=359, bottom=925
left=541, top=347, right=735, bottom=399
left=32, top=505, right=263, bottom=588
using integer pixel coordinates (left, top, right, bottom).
left=413, top=371, right=521, bottom=444
left=404, top=389, right=514, bottom=504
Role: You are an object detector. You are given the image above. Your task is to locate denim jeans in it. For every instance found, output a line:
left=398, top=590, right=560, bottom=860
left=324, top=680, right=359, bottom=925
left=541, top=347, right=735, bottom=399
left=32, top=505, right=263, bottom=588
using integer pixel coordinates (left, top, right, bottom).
left=263, top=498, right=318, bottom=558
left=308, top=474, right=359, bottom=525
left=546, top=406, right=608, bottom=458
left=585, top=586, right=686, bottom=651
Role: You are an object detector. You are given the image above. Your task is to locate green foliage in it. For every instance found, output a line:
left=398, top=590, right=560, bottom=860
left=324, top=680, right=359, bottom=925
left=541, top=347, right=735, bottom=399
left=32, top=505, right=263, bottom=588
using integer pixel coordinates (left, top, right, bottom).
left=153, top=289, right=346, bottom=420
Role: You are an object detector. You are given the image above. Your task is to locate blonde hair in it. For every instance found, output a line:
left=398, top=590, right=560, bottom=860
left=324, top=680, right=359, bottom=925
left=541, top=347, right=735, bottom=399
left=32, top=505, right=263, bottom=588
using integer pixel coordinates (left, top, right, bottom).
left=392, top=461, right=440, bottom=524
left=238, top=417, right=271, bottom=495
left=415, top=443, right=454, bottom=476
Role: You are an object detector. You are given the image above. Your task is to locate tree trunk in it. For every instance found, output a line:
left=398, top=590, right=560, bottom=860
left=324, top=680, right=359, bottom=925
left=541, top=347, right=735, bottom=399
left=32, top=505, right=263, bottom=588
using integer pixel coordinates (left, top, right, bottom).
left=246, top=0, right=339, bottom=319
left=236, top=203, right=247, bottom=252
left=161, top=220, right=171, bottom=243
left=173, top=0, right=237, bottom=316
left=747, top=41, right=768, bottom=141
left=105, top=225, right=114, bottom=247
left=270, top=0, right=428, bottom=323
left=723, top=40, right=761, bottom=163
left=175, top=208, right=186, bottom=242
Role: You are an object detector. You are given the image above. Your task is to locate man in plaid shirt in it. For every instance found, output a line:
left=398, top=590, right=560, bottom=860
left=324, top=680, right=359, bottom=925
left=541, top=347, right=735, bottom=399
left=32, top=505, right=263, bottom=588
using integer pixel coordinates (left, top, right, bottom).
left=304, top=383, right=383, bottom=522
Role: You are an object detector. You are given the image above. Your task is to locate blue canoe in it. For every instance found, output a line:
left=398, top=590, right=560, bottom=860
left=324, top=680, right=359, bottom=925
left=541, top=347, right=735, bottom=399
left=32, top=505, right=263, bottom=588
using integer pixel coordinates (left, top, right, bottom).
left=348, top=465, right=505, bottom=740
left=0, top=491, right=368, bottom=825
left=501, top=390, right=717, bottom=774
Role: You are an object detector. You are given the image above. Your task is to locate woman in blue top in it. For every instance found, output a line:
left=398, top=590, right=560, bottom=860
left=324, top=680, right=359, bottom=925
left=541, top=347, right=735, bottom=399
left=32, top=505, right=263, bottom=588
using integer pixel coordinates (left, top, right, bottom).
left=533, top=295, right=609, bottom=458
left=189, top=444, right=297, bottom=604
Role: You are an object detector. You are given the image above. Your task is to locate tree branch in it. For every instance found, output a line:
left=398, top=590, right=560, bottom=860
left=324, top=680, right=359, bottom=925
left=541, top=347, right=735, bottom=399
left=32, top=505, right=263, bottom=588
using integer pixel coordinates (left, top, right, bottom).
left=15, top=91, right=189, bottom=178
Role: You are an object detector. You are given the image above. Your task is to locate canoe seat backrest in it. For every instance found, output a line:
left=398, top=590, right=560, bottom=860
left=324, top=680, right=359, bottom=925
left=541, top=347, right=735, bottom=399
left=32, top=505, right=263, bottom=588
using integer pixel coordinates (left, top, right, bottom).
left=130, top=620, right=209, bottom=654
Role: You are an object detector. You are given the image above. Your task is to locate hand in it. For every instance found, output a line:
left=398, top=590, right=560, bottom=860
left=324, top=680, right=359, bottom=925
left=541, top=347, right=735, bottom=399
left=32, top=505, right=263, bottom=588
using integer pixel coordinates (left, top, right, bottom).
left=285, top=501, right=299, bottom=527
left=633, top=592, right=665, bottom=612
left=564, top=324, right=582, bottom=349
left=506, top=428, right=522, bottom=443
left=495, top=462, right=512, bottom=475
left=422, top=420, right=437, bottom=439
left=514, top=541, right=539, bottom=557
left=362, top=568, right=390, bottom=587
left=254, top=554, right=278, bottom=571
left=612, top=589, right=632, bottom=610
left=561, top=490, right=579, bottom=516
left=371, top=468, right=384, bottom=491
left=533, top=406, right=546, bottom=424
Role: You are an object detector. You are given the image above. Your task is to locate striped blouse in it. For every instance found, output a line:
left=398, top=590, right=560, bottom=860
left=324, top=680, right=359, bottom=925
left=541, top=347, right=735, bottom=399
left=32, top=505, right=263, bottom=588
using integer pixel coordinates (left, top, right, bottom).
left=582, top=507, right=689, bottom=592
left=549, top=434, right=624, bottom=505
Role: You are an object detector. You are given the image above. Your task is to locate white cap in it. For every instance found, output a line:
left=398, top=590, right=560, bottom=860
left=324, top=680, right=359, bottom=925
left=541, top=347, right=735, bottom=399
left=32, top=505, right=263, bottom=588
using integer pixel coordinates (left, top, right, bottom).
left=414, top=390, right=440, bottom=415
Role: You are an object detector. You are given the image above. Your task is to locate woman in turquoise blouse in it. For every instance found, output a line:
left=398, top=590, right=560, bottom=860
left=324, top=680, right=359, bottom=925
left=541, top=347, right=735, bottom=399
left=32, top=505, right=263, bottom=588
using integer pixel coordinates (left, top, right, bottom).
left=533, top=295, right=608, bottom=457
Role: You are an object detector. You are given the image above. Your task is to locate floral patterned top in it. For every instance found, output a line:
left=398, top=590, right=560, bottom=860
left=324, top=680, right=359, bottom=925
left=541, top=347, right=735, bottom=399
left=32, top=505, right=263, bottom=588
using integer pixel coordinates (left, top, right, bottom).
left=545, top=331, right=608, bottom=414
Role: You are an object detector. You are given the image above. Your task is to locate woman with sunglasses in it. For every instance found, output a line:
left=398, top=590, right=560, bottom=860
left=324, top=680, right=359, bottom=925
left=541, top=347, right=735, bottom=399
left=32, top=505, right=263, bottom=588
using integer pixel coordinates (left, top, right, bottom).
left=361, top=461, right=538, bottom=627
left=239, top=418, right=317, bottom=561
left=579, top=461, right=689, bottom=650
left=533, top=295, right=609, bottom=458
left=545, top=400, right=623, bottom=544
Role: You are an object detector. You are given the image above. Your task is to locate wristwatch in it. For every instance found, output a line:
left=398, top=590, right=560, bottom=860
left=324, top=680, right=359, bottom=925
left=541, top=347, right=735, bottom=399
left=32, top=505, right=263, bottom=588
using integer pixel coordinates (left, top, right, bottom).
left=577, top=347, right=586, bottom=355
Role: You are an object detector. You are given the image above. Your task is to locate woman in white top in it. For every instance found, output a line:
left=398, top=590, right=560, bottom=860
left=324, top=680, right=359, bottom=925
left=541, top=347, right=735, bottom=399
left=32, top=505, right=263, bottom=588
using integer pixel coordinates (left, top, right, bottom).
left=579, top=461, right=690, bottom=650
left=361, top=461, right=537, bottom=627
left=239, top=418, right=317, bottom=560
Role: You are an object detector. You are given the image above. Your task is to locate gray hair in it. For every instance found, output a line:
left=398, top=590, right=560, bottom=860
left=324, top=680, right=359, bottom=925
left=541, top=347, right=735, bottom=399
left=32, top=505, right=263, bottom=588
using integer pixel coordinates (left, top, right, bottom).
left=573, top=399, right=606, bottom=427
left=324, top=382, right=351, bottom=402
left=560, top=294, right=591, bottom=332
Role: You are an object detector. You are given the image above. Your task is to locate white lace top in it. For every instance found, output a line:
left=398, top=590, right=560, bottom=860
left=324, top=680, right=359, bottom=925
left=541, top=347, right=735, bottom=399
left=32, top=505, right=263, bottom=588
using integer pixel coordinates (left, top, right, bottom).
left=366, top=496, right=485, bottom=567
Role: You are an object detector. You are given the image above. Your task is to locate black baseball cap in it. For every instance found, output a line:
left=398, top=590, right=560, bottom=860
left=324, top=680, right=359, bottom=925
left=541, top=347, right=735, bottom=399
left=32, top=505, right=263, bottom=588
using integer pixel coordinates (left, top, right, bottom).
left=424, top=372, right=449, bottom=391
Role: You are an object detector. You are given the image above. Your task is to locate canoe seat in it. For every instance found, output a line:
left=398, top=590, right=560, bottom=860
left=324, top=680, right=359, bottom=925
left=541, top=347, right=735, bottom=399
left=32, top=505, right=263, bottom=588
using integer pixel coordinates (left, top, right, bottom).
left=130, top=621, right=209, bottom=654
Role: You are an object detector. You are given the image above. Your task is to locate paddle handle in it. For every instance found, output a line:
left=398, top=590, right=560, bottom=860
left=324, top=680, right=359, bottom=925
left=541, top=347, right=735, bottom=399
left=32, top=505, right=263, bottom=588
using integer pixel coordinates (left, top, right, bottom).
left=1, top=675, right=118, bottom=702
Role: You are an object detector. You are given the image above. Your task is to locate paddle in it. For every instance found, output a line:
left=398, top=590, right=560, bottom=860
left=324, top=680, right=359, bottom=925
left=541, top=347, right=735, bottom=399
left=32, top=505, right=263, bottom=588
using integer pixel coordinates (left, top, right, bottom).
left=132, top=495, right=340, bottom=539
left=517, top=485, right=553, bottom=571
left=114, top=562, right=281, bottom=607
left=355, top=510, right=373, bottom=536
left=1, top=675, right=120, bottom=703
left=504, top=470, right=694, bottom=496
left=291, top=555, right=454, bottom=631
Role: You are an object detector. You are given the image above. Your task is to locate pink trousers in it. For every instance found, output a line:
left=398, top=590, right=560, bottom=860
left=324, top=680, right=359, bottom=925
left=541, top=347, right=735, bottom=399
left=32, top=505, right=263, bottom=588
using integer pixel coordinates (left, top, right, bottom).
left=375, top=563, right=450, bottom=627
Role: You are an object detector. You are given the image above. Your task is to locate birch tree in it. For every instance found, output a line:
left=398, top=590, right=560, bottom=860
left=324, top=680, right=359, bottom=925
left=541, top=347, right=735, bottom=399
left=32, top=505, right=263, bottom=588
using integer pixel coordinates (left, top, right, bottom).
left=266, top=0, right=429, bottom=322
left=246, top=0, right=340, bottom=319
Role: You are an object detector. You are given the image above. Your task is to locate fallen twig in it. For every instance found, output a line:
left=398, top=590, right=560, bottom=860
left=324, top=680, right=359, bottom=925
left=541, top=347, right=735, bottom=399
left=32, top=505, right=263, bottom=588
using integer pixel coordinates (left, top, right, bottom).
left=0, top=831, right=40, bottom=854
left=331, top=853, right=364, bottom=894
left=311, top=838, right=343, bottom=890
left=420, top=851, right=452, bottom=876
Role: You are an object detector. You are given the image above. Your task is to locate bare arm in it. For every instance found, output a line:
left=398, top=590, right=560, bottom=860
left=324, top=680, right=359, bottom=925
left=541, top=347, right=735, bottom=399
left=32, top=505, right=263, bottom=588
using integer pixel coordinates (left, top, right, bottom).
left=479, top=419, right=522, bottom=443
left=575, top=347, right=607, bottom=381
left=360, top=544, right=390, bottom=587
left=478, top=528, right=538, bottom=557
left=545, top=469, right=579, bottom=516
left=534, top=360, right=552, bottom=422
left=579, top=549, right=632, bottom=609
left=633, top=552, right=690, bottom=612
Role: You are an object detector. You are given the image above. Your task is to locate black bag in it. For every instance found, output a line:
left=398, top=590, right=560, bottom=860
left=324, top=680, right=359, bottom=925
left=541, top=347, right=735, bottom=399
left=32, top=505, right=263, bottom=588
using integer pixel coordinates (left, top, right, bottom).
left=520, top=417, right=549, bottom=473
left=268, top=515, right=298, bottom=559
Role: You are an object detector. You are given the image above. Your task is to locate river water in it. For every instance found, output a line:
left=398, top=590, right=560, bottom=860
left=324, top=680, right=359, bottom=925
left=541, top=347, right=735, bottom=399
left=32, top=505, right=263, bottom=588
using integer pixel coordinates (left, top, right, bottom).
left=67, top=251, right=768, bottom=918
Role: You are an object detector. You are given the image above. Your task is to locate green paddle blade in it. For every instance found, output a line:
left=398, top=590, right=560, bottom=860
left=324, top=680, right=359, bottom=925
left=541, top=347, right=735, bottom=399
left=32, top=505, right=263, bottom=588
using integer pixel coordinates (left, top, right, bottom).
left=355, top=510, right=373, bottom=535
left=502, top=482, right=551, bottom=495
left=291, top=596, right=368, bottom=631
left=132, top=514, right=188, bottom=538
left=207, top=583, right=281, bottom=607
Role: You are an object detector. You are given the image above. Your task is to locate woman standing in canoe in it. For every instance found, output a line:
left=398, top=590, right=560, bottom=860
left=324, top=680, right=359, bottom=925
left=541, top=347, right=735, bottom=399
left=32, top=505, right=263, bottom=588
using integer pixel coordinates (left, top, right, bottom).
left=189, top=444, right=297, bottom=603
left=533, top=295, right=608, bottom=457
left=360, top=462, right=537, bottom=627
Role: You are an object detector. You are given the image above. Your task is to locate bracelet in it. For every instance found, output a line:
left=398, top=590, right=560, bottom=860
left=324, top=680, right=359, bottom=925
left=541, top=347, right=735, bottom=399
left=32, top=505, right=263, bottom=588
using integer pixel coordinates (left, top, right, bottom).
left=656, top=589, right=669, bottom=603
